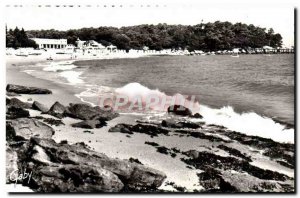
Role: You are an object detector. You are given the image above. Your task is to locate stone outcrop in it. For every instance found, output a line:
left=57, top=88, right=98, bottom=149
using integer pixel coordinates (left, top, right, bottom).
left=7, top=97, right=32, bottom=109
left=6, top=106, right=30, bottom=119
left=46, top=102, right=66, bottom=119
left=14, top=138, right=166, bottom=192
left=182, top=150, right=293, bottom=192
left=167, top=105, right=192, bottom=116
left=32, top=101, right=48, bottom=113
left=6, top=118, right=55, bottom=141
left=109, top=123, right=169, bottom=137
left=64, top=103, right=118, bottom=121
left=71, top=119, right=107, bottom=129
left=161, top=119, right=200, bottom=129
left=6, top=84, right=52, bottom=94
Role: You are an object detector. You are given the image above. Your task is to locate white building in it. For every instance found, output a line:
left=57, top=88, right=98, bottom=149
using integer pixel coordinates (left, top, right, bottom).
left=84, top=40, right=105, bottom=49
left=64, top=44, right=76, bottom=54
left=31, top=38, right=67, bottom=49
left=76, top=38, right=85, bottom=49
left=106, top=44, right=117, bottom=52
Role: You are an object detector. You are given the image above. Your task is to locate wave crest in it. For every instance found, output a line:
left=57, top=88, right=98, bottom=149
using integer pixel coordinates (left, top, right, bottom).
left=77, top=82, right=294, bottom=143
left=200, top=105, right=294, bottom=143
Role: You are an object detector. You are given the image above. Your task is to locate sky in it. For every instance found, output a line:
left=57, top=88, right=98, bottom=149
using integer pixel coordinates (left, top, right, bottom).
left=4, top=0, right=295, bottom=47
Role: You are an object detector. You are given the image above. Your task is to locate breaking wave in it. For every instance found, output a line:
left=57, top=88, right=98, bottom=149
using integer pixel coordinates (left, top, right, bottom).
left=77, top=82, right=294, bottom=143
left=199, top=105, right=294, bottom=143
left=43, top=61, right=77, bottom=72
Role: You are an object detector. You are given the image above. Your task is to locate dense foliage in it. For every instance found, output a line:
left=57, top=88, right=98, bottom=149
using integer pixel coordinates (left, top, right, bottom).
left=9, top=21, right=283, bottom=51
left=6, top=27, right=38, bottom=49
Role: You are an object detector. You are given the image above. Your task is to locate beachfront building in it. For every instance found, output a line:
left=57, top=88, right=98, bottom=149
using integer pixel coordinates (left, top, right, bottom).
left=31, top=38, right=68, bottom=49
left=75, top=38, right=85, bottom=49
left=83, top=40, right=106, bottom=54
left=75, top=38, right=106, bottom=54
left=106, top=44, right=117, bottom=52
left=64, top=44, right=76, bottom=54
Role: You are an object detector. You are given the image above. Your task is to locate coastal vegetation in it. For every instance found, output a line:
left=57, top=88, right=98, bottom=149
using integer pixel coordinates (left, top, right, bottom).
left=7, top=21, right=283, bottom=51
left=6, top=26, right=38, bottom=49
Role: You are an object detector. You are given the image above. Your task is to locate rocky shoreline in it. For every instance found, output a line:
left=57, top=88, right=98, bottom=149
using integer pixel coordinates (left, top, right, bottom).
left=6, top=84, right=295, bottom=193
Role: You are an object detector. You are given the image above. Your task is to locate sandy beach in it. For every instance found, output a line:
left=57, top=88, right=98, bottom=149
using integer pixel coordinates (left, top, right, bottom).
left=6, top=55, right=295, bottom=193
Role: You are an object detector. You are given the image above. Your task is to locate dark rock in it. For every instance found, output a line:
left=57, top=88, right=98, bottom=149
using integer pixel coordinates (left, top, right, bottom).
left=156, top=146, right=169, bottom=155
left=6, top=92, right=20, bottom=97
left=145, top=141, right=159, bottom=147
left=216, top=129, right=294, bottom=167
left=32, top=116, right=44, bottom=119
left=161, top=119, right=200, bottom=129
left=6, top=84, right=52, bottom=94
left=190, top=113, right=203, bottom=119
left=167, top=105, right=192, bottom=116
left=109, top=123, right=169, bottom=137
left=83, top=130, right=94, bottom=134
left=165, top=181, right=187, bottom=192
left=22, top=137, right=166, bottom=192
left=278, top=183, right=294, bottom=192
left=7, top=97, right=32, bottom=109
left=161, top=119, right=181, bottom=128
left=6, top=106, right=30, bottom=119
left=71, top=119, right=107, bottom=129
left=65, top=103, right=118, bottom=121
left=197, top=167, right=237, bottom=192
left=129, top=157, right=143, bottom=165
left=109, top=124, right=133, bottom=134
left=217, top=144, right=252, bottom=162
left=6, top=118, right=55, bottom=141
left=32, top=164, right=124, bottom=192
left=182, top=150, right=291, bottom=182
left=174, top=130, right=231, bottom=143
left=42, top=118, right=64, bottom=126
left=276, top=160, right=294, bottom=169
left=46, top=102, right=66, bottom=119
left=32, top=101, right=48, bottom=113
left=145, top=142, right=180, bottom=158
left=60, top=140, right=68, bottom=144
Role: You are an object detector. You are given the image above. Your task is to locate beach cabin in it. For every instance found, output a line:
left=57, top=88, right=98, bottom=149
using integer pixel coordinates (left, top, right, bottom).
left=64, top=44, right=76, bottom=54
left=83, top=40, right=106, bottom=55
left=76, top=38, right=86, bottom=49
left=143, top=46, right=149, bottom=53
left=263, top=46, right=274, bottom=54
left=106, top=44, right=117, bottom=53
left=231, top=48, right=239, bottom=57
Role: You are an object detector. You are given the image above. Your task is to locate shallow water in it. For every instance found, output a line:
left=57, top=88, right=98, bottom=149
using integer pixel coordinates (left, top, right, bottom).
left=76, top=54, right=294, bottom=125
left=18, top=54, right=295, bottom=143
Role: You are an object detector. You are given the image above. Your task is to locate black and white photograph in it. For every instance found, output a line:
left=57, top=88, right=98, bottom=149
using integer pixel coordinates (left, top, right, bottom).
left=4, top=0, right=296, bottom=193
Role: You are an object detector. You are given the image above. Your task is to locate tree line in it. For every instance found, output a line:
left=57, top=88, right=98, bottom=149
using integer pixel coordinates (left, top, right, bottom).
left=6, top=26, right=38, bottom=49
left=8, top=21, right=283, bottom=51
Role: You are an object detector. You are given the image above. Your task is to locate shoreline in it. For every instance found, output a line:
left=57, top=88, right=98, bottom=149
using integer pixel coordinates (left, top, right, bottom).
left=6, top=83, right=295, bottom=192
left=6, top=56, right=295, bottom=192
left=7, top=55, right=295, bottom=143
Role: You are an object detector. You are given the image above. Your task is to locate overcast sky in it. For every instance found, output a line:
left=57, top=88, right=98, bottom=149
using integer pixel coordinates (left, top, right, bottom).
left=4, top=1, right=295, bottom=47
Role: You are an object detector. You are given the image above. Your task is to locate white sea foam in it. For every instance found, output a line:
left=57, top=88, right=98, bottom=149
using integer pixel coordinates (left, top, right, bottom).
left=43, top=63, right=77, bottom=72
left=22, top=69, right=35, bottom=75
left=115, top=82, right=164, bottom=100
left=74, top=82, right=294, bottom=143
left=115, top=82, right=200, bottom=112
left=59, top=71, right=84, bottom=85
left=199, top=105, right=294, bottom=143
left=116, top=82, right=294, bottom=143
